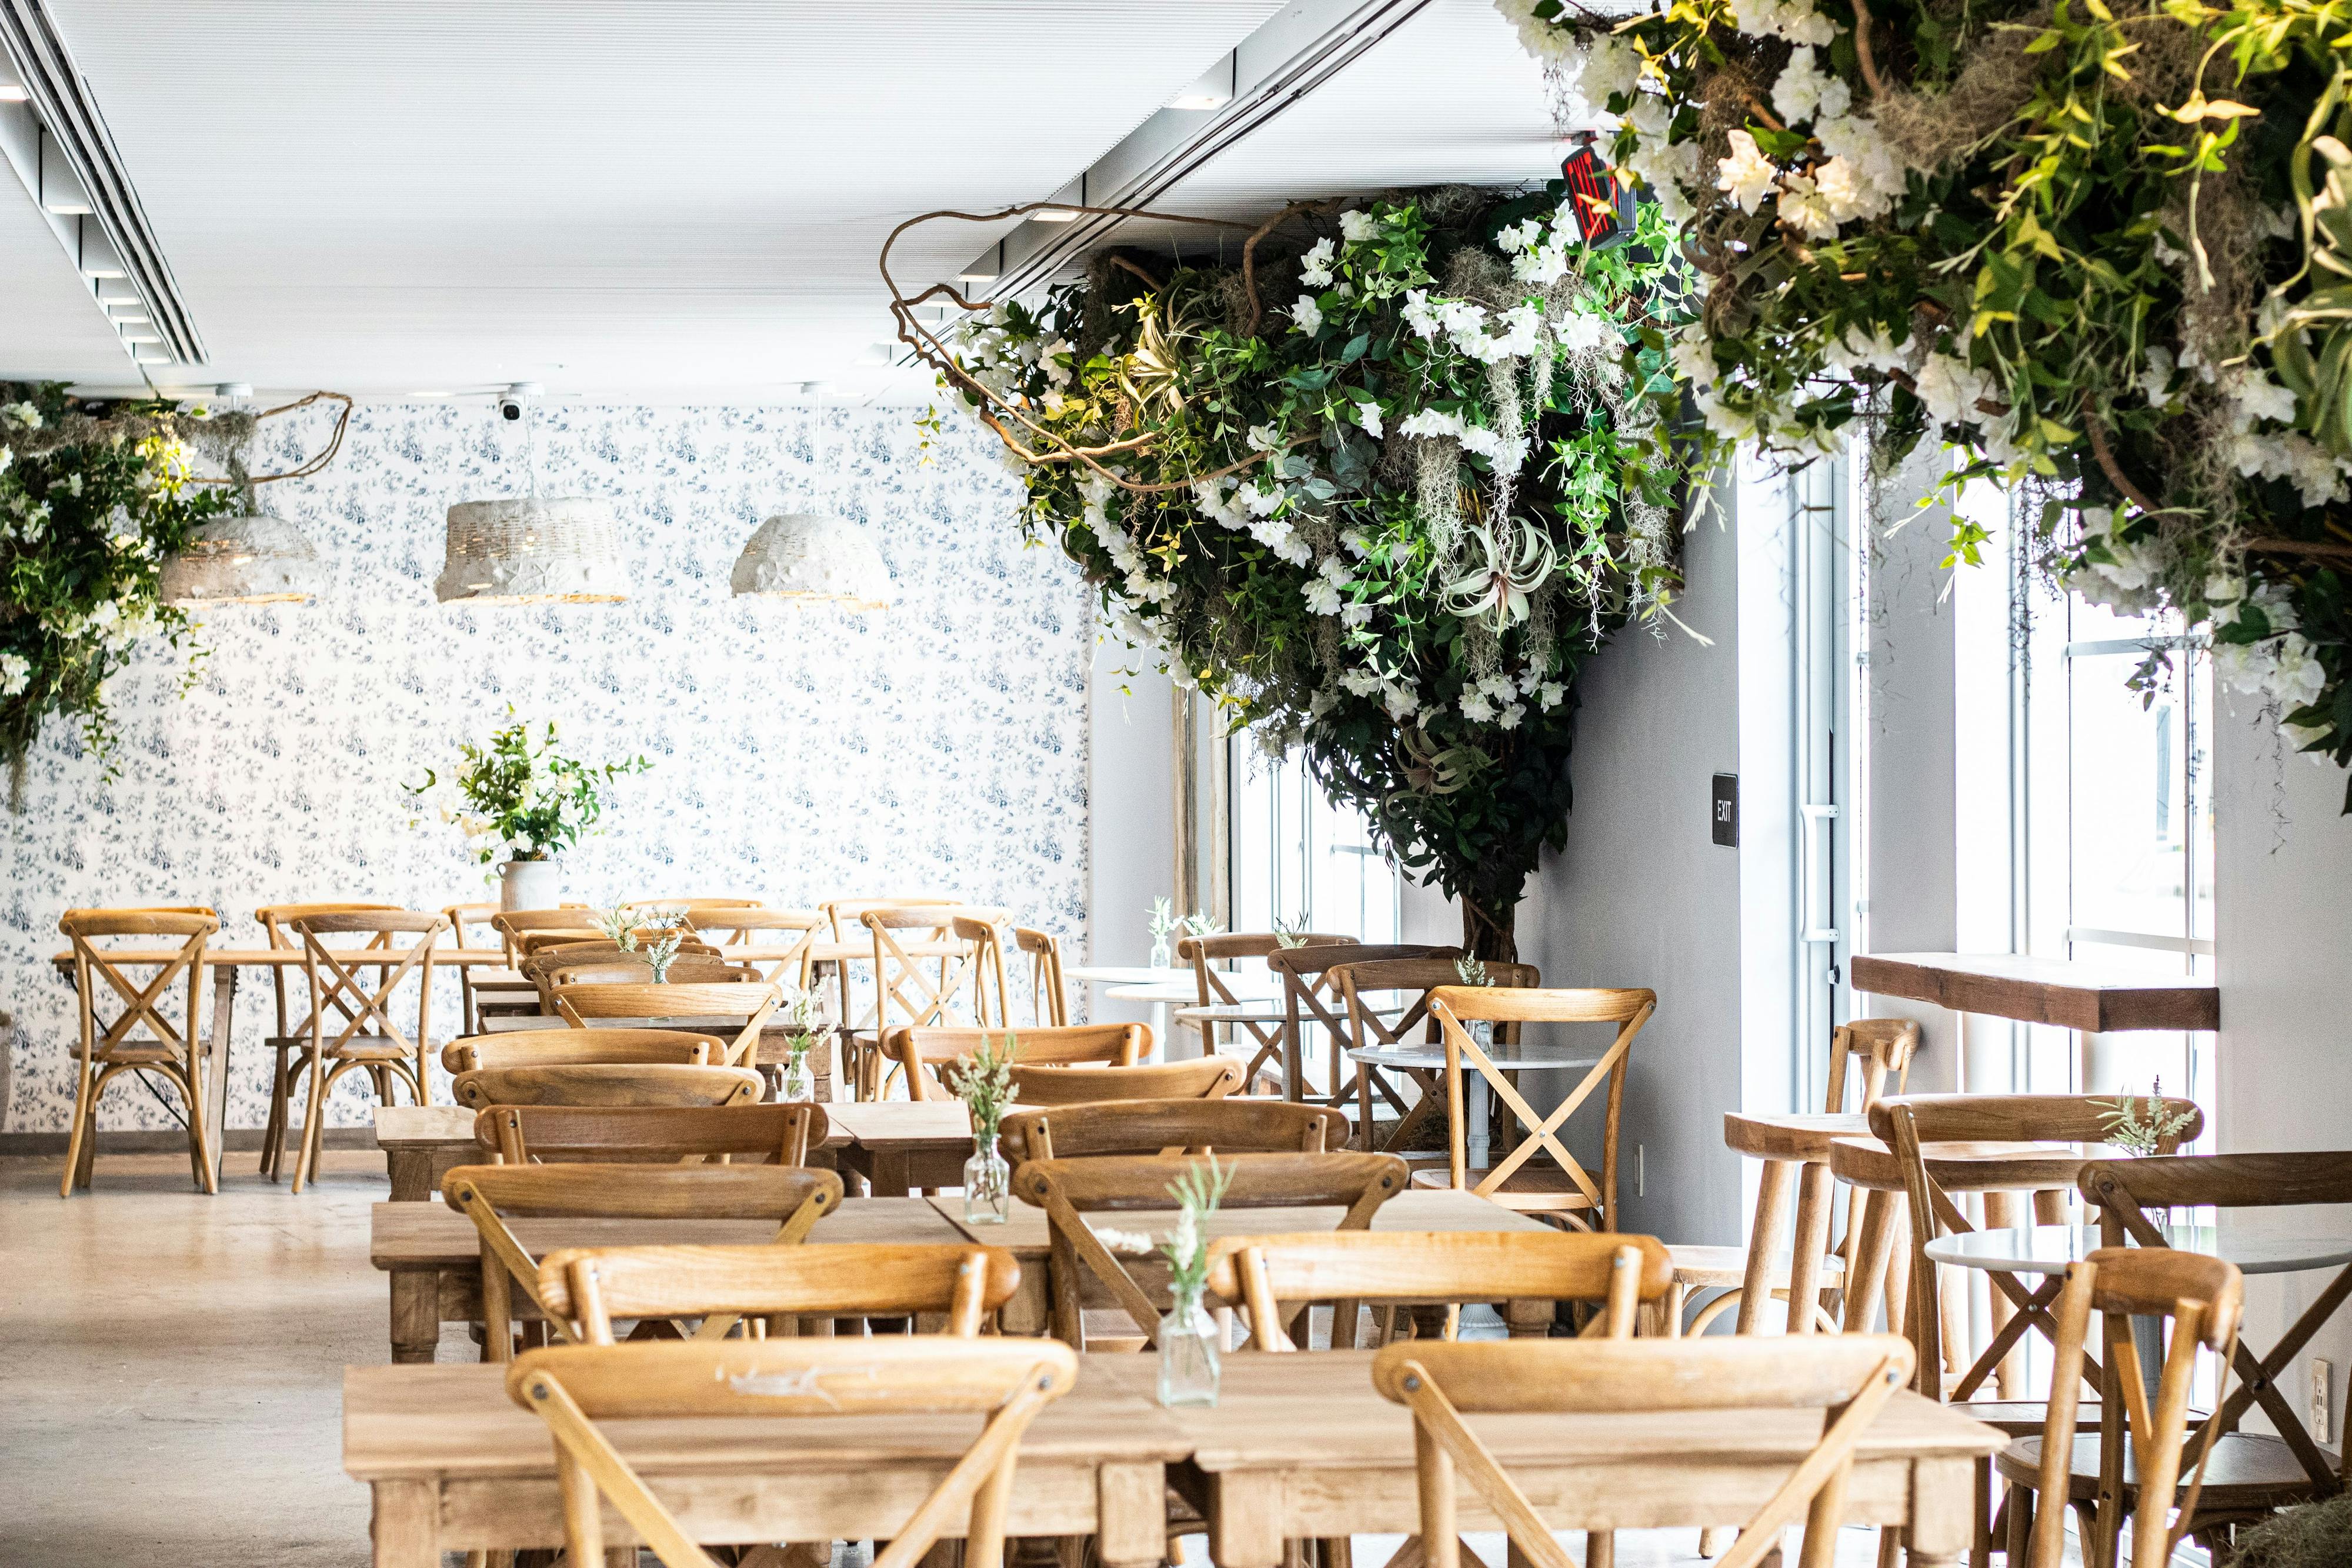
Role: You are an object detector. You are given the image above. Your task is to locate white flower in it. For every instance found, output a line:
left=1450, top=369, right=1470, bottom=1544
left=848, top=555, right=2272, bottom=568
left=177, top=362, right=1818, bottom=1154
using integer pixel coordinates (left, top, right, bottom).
left=1770, top=49, right=1851, bottom=126
left=86, top=600, right=119, bottom=633
left=1246, top=423, right=1283, bottom=452
left=1356, top=401, right=1383, bottom=439
left=2272, top=633, right=2327, bottom=708
left=1383, top=684, right=1421, bottom=721
left=1555, top=308, right=1616, bottom=355
left=1399, top=408, right=1465, bottom=441
left=1493, top=0, right=1582, bottom=62
left=1339, top=208, right=1378, bottom=243
left=1732, top=0, right=1838, bottom=45
left=1538, top=681, right=1566, bottom=709
left=1575, top=36, right=1642, bottom=108
left=2229, top=371, right=2298, bottom=431
left=0, top=401, right=41, bottom=431
left=1776, top=172, right=1839, bottom=240
left=2141, top=348, right=2178, bottom=410
left=1289, top=293, right=1323, bottom=335
left=1497, top=219, right=1544, bottom=254
left=1914, top=353, right=1995, bottom=426
left=1319, top=556, right=1353, bottom=587
left=1340, top=602, right=1374, bottom=626
left=1340, top=668, right=1384, bottom=698
left=1402, top=289, right=1442, bottom=339
left=2206, top=572, right=2246, bottom=606
left=1823, top=322, right=1906, bottom=379
left=1340, top=528, right=1371, bottom=559
left=1495, top=703, right=1523, bottom=730
left=1716, top=131, right=1780, bottom=215
left=1458, top=424, right=1530, bottom=473
left=1669, top=325, right=1717, bottom=388
left=1300, top=238, right=1337, bottom=288
left=1813, top=114, right=1908, bottom=209
left=1242, top=479, right=1286, bottom=518
left=1302, top=579, right=1343, bottom=616
left=1696, top=385, right=1759, bottom=441
left=0, top=652, right=28, bottom=697
left=1459, top=689, right=1496, bottom=723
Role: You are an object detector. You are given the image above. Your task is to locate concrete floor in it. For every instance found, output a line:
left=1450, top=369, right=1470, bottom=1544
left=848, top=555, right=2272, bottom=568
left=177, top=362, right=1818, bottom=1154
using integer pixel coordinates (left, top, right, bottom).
left=0, top=1150, right=1909, bottom=1568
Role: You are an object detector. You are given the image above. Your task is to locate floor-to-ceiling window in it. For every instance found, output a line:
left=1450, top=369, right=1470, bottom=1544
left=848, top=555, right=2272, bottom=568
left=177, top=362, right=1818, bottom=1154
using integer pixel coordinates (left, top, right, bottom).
left=1227, top=738, right=1403, bottom=942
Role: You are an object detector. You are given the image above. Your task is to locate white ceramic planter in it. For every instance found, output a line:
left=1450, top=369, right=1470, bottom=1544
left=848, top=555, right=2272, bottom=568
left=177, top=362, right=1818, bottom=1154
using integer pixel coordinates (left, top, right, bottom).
left=499, top=858, right=562, bottom=912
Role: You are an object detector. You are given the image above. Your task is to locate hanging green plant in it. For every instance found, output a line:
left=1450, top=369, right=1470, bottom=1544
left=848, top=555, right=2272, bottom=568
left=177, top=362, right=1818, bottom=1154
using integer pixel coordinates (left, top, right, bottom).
left=0, top=382, right=235, bottom=792
left=889, top=182, right=1700, bottom=956
left=1499, top=0, right=2352, bottom=805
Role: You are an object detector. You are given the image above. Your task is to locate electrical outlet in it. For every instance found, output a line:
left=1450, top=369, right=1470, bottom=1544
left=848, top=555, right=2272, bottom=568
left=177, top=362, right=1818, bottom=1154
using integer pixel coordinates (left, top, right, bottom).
left=2314, top=1360, right=2334, bottom=1446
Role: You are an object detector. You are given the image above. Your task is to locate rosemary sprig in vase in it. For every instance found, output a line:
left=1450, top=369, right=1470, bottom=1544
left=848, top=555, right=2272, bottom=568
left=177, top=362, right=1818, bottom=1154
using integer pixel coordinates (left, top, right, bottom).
left=956, top=1033, right=1020, bottom=1224
left=1156, top=1155, right=1235, bottom=1407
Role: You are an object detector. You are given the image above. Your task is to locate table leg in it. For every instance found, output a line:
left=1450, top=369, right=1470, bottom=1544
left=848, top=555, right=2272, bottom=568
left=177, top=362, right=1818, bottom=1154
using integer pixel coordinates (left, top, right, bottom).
left=390, top=1267, right=441, bottom=1363
left=1504, top=1299, right=1551, bottom=1339
left=1736, top=1157, right=1794, bottom=1335
left=1982, top=1191, right=2021, bottom=1397
left=1206, top=1472, right=1286, bottom=1568
left=205, top=963, right=238, bottom=1189
left=385, top=1148, right=429, bottom=1203
left=1002, top=1267, right=1049, bottom=1336
left=1903, top=1456, right=1974, bottom=1568
left=1786, top=1160, right=1835, bottom=1335
left=1097, top=1462, right=1166, bottom=1568
left=868, top=1152, right=912, bottom=1199
left=371, top=1479, right=439, bottom=1568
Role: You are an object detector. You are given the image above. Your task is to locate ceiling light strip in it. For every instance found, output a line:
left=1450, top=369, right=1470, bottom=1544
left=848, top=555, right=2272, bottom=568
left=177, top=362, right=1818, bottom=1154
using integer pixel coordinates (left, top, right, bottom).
left=0, top=0, right=203, bottom=365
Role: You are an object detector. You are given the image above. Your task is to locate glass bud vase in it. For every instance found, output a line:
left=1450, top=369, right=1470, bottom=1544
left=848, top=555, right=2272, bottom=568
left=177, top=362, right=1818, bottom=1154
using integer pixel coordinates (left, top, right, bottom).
left=778, top=1055, right=815, bottom=1103
left=1157, top=1286, right=1222, bottom=1407
left=963, top=1130, right=1010, bottom=1225
left=1149, top=934, right=1173, bottom=969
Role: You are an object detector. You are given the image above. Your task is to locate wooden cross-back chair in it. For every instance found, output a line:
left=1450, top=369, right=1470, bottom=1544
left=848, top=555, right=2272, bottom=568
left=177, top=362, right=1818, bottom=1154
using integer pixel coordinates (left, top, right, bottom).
left=1005, top=1056, right=1243, bottom=1108
left=622, top=896, right=764, bottom=915
left=1207, top=1230, right=1675, bottom=1351
left=553, top=979, right=780, bottom=1067
left=997, top=1097, right=1349, bottom=1163
left=1267, top=940, right=1462, bottom=1113
left=849, top=906, right=1007, bottom=1097
left=443, top=1162, right=842, bottom=1357
left=489, top=908, right=600, bottom=964
left=475, top=1102, right=829, bottom=1167
left=2074, top=1153, right=2351, bottom=1558
left=256, top=900, right=402, bottom=1180
left=1420, top=986, right=1656, bottom=1230
left=520, top=938, right=728, bottom=1005
left=440, top=902, right=502, bottom=1033
left=451, top=1062, right=765, bottom=1110
left=439, top=1027, right=719, bottom=1075
left=283, top=909, right=446, bottom=1193
left=1995, top=1247, right=2243, bottom=1568
left=537, top=956, right=746, bottom=1010
left=1013, top=927, right=1069, bottom=1026
left=890, top=1022, right=1147, bottom=1101
left=537, top=1241, right=1022, bottom=1343
left=508, top=1336, right=1077, bottom=1568
left=1335, top=958, right=1539, bottom=1161
left=1013, top=1150, right=1409, bottom=1349
left=58, top=908, right=219, bottom=1196
left=952, top=914, right=1015, bottom=1023
left=1179, top=932, right=1351, bottom=1096
left=682, top=906, right=828, bottom=989
left=1374, top=1333, right=1916, bottom=1568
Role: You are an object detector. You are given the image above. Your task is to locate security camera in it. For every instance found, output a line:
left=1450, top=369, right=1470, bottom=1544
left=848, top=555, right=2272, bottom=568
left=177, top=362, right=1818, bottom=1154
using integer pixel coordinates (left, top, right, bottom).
left=497, top=381, right=545, bottom=421
left=497, top=396, right=525, bottom=421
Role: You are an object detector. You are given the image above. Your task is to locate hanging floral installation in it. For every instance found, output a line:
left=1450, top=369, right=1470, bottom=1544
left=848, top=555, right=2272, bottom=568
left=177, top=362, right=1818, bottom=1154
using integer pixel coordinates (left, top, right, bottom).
left=1498, top=0, right=2352, bottom=805
left=886, top=182, right=1700, bottom=956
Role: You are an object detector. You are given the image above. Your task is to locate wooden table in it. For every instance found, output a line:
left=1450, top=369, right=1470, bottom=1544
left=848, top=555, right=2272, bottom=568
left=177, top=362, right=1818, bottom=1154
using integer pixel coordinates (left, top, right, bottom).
left=931, top=1186, right=1562, bottom=1337
left=827, top=1099, right=975, bottom=1196
left=368, top=1103, right=863, bottom=1201
left=1086, top=1350, right=2004, bottom=1568
left=47, top=945, right=509, bottom=1187
left=368, top=1195, right=967, bottom=1362
left=345, top=1356, right=1186, bottom=1568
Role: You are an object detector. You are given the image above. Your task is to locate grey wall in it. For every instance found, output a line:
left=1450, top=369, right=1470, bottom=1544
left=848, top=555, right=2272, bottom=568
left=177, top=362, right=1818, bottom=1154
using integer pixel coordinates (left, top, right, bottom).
left=1086, top=642, right=1177, bottom=1033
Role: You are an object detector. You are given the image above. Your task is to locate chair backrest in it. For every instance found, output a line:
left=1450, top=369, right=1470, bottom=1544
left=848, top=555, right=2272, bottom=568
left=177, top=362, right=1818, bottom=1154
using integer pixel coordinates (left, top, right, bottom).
left=1268, top=942, right=1469, bottom=1104
left=258, top=900, right=401, bottom=1039
left=1207, top=1230, right=1676, bottom=1349
left=682, top=906, right=828, bottom=988
left=508, top=1336, right=1076, bottom=1568
left=491, top=908, right=602, bottom=961
left=476, top=1102, right=829, bottom=1166
left=997, top=1097, right=1349, bottom=1162
left=1012, top=926, right=1069, bottom=1026
left=890, top=1023, right=1147, bottom=1100
left=1004, top=1057, right=1243, bottom=1108
left=444, top=1162, right=842, bottom=1356
left=825, top=895, right=962, bottom=938
left=623, top=897, right=764, bottom=913
left=542, top=958, right=748, bottom=996
left=1179, top=930, right=1352, bottom=1006
left=288, top=910, right=446, bottom=1057
left=863, top=906, right=1001, bottom=1037
left=536, top=1242, right=1023, bottom=1343
left=439, top=902, right=502, bottom=949
left=555, top=979, right=780, bottom=1065
left=1866, top=1092, right=2205, bottom=1153
left=2020, top=1248, right=2242, bottom=1568
left=1826, top=1017, right=1920, bottom=1113
left=1373, top=1333, right=1916, bottom=1568
left=451, top=1062, right=765, bottom=1109
left=1015, top=1150, right=1409, bottom=1347
left=439, top=1027, right=719, bottom=1075
left=1333, top=958, right=1541, bottom=1052
left=59, top=908, right=218, bottom=1060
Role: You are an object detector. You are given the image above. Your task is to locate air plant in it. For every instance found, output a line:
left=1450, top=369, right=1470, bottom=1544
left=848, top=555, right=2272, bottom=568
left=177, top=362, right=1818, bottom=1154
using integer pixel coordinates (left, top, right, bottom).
left=2093, top=1078, right=2199, bottom=1157
left=590, top=906, right=640, bottom=950
left=1440, top=519, right=1556, bottom=631
left=1273, top=913, right=1312, bottom=948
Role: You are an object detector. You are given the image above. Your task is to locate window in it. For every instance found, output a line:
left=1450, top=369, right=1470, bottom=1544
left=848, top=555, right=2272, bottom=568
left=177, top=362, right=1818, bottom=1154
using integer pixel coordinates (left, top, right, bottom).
left=1228, top=737, right=1403, bottom=941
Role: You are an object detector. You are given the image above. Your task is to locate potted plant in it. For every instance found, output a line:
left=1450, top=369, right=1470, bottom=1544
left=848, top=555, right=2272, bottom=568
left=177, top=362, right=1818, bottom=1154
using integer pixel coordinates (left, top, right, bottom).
left=956, top=1033, right=1020, bottom=1223
left=775, top=986, right=829, bottom=1103
left=406, top=708, right=648, bottom=909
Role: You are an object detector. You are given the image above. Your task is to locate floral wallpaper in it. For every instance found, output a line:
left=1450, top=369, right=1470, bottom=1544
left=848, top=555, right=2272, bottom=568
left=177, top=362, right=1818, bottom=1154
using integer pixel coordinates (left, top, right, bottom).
left=2, top=401, right=1090, bottom=1135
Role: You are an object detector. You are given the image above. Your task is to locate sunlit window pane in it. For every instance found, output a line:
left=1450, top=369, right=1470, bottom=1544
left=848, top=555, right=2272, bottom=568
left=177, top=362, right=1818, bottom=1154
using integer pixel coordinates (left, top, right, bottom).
left=1230, top=738, right=1402, bottom=941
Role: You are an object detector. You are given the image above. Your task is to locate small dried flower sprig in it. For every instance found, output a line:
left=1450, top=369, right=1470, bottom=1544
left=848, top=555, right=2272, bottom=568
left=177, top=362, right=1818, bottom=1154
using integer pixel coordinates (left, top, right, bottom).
left=1454, top=956, right=1492, bottom=987
left=957, top=1033, right=1021, bottom=1135
left=640, top=932, right=685, bottom=982
left=1160, top=1155, right=1234, bottom=1302
left=591, top=906, right=642, bottom=950
left=1273, top=913, right=1312, bottom=948
left=2093, top=1078, right=2199, bottom=1157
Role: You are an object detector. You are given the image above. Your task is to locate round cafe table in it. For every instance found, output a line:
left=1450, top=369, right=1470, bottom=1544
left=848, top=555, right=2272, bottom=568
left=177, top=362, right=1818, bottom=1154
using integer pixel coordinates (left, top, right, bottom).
left=1063, top=964, right=1277, bottom=1055
left=1925, top=1222, right=2352, bottom=1278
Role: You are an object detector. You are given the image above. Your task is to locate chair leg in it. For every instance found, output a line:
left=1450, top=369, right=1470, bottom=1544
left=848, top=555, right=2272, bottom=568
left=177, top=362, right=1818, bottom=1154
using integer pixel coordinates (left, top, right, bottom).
left=183, top=1060, right=218, bottom=1196
left=2003, top=1480, right=2033, bottom=1567
left=291, top=1052, right=330, bottom=1194
left=1584, top=1530, right=1614, bottom=1568
left=59, top=1063, right=96, bottom=1198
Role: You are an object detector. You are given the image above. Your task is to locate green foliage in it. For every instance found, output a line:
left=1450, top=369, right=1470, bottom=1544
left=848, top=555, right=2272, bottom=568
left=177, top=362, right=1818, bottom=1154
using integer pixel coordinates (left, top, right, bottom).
left=936, top=186, right=1699, bottom=953
left=405, top=706, right=649, bottom=865
left=2092, top=1077, right=2200, bottom=1153
left=0, top=381, right=233, bottom=788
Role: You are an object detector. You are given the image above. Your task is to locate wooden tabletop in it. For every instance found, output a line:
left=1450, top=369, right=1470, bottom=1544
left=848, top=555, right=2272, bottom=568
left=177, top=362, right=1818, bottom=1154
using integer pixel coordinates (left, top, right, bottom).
left=370, top=1194, right=966, bottom=1270
left=825, top=1099, right=975, bottom=1152
left=929, top=1185, right=1554, bottom=1257
left=48, top=946, right=511, bottom=970
left=1850, top=951, right=2216, bottom=1033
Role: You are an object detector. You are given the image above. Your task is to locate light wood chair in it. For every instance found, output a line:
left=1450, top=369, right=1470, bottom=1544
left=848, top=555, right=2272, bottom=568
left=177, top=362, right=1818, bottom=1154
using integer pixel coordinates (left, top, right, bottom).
left=537, top=1241, right=1022, bottom=1343
left=439, top=1028, right=718, bottom=1075
left=952, top=913, right=1016, bottom=1026
left=536, top=956, right=748, bottom=1011
left=1012, top=926, right=1069, bottom=1026
left=1207, top=1229, right=1674, bottom=1349
left=1334, top=958, right=1539, bottom=1162
left=1267, top=941, right=1462, bottom=1115
left=520, top=939, right=729, bottom=1009
left=1995, top=1247, right=2244, bottom=1568
left=1012, top=1150, right=1409, bottom=1349
left=553, top=979, right=781, bottom=1066
left=1178, top=931, right=1350, bottom=1095
left=489, top=908, right=600, bottom=964
left=57, top=908, right=219, bottom=1196
left=475, top=1102, right=829, bottom=1166
left=889, top=1022, right=1147, bottom=1100
left=850, top=906, right=1006, bottom=1097
left=822, top=897, right=963, bottom=1094
left=683, top=906, right=828, bottom=989
left=2074, top=1153, right=2352, bottom=1558
left=622, top=896, right=765, bottom=915
left=1373, top=1332, right=1915, bottom=1568
left=283, top=909, right=446, bottom=1193
left=257, top=900, right=403, bottom=1180
left=1006, top=1056, right=1243, bottom=1107
left=506, top=1336, right=1076, bottom=1568
left=451, top=1062, right=765, bottom=1110
left=441, top=902, right=503, bottom=1033
left=443, top=1162, right=841, bottom=1356
left=998, top=1096, right=1349, bottom=1162
left=1419, top=986, right=1656, bottom=1230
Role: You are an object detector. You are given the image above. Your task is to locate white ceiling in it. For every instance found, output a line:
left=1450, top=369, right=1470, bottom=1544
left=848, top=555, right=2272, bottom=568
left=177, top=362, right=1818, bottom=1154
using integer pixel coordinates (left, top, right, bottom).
left=1, top=0, right=1569, bottom=403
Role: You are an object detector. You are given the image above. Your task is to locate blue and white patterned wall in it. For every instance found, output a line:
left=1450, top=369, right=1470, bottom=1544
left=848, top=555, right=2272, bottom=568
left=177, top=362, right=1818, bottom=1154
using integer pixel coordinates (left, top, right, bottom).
left=2, top=401, right=1092, bottom=1134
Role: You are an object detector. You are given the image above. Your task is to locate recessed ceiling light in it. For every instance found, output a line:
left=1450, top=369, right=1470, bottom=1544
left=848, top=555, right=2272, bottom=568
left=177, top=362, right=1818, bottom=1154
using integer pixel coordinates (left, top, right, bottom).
left=1165, top=92, right=1231, bottom=111
left=955, top=267, right=997, bottom=283
left=0, top=83, right=28, bottom=104
left=409, top=390, right=454, bottom=399
left=108, top=310, right=150, bottom=325
left=119, top=330, right=163, bottom=343
left=1032, top=209, right=1079, bottom=223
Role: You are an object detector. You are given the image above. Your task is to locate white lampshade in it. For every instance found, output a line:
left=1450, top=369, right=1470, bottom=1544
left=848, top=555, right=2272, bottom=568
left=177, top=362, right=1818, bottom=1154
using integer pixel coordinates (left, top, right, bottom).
left=730, top=512, right=892, bottom=608
left=435, top=497, right=629, bottom=605
left=158, top=511, right=323, bottom=605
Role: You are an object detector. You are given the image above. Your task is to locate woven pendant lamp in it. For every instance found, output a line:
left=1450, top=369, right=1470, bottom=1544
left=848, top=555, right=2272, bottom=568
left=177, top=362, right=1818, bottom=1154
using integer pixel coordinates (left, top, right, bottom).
left=730, top=512, right=892, bottom=608
left=159, top=509, right=324, bottom=604
left=434, top=496, right=630, bottom=604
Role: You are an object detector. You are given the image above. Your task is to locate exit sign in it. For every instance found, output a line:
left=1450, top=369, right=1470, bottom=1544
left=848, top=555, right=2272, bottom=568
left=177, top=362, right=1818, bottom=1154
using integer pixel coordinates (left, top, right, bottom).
left=1712, top=774, right=1739, bottom=847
